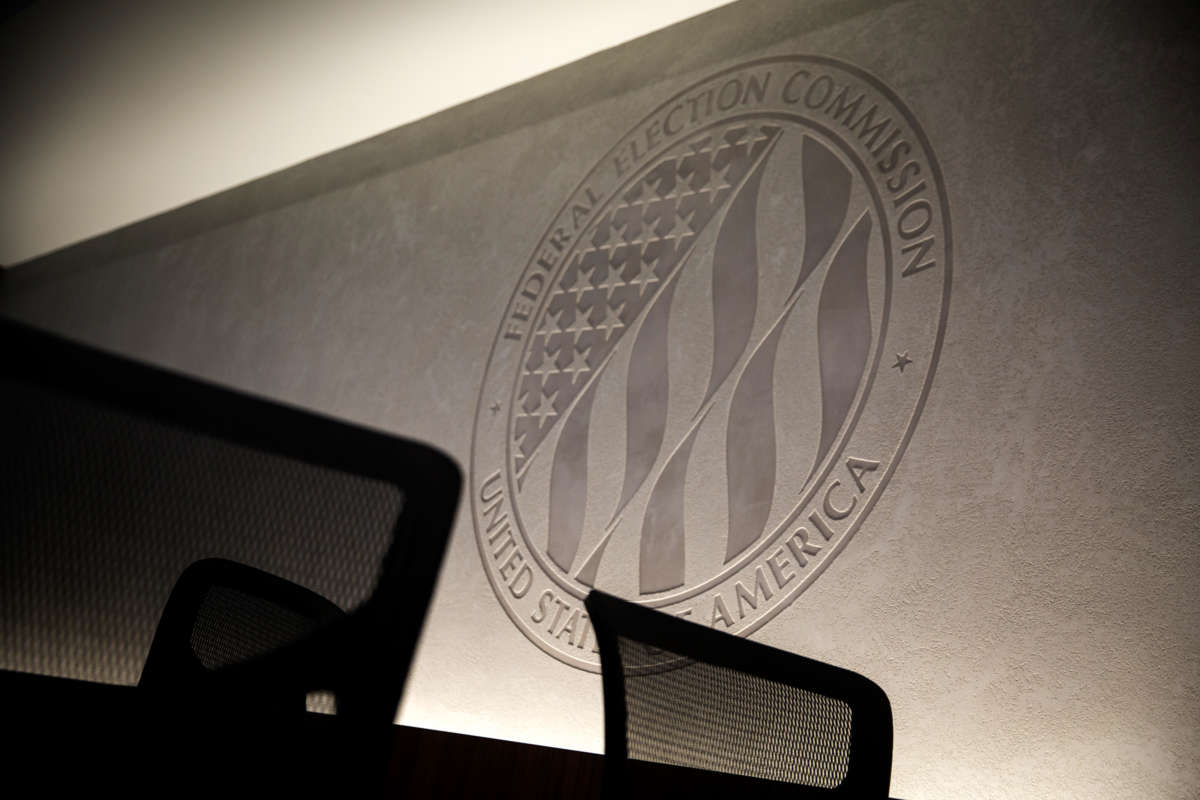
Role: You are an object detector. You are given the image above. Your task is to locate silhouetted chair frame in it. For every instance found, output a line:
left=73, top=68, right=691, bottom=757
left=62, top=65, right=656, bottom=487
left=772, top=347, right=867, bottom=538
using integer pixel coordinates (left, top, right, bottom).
left=137, top=558, right=347, bottom=711
left=2, top=317, right=462, bottom=777
left=586, top=590, right=893, bottom=798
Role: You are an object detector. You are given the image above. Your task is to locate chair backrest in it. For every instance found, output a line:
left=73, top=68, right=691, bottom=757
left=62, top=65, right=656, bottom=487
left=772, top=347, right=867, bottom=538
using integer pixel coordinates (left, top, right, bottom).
left=137, top=558, right=346, bottom=710
left=1, top=317, right=462, bottom=729
left=585, top=590, right=893, bottom=797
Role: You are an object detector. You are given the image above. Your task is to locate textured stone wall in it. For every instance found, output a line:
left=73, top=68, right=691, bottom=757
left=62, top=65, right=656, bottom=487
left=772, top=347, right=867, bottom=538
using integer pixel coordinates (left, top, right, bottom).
left=3, top=2, right=1196, bottom=797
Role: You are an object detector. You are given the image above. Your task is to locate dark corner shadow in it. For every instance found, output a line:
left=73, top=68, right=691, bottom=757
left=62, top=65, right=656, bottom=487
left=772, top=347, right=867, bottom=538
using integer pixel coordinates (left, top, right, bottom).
left=1, top=0, right=901, bottom=294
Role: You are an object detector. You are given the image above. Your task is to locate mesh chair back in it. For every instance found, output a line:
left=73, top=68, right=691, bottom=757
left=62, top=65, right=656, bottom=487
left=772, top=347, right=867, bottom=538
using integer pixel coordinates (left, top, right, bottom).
left=586, top=591, right=892, bottom=797
left=1, top=317, right=462, bottom=730
left=191, top=582, right=330, bottom=672
left=138, top=559, right=345, bottom=709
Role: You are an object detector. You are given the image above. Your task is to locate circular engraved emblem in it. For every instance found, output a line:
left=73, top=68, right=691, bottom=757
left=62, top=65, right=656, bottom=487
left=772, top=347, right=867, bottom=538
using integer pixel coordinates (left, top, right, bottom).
left=472, top=56, right=951, bottom=670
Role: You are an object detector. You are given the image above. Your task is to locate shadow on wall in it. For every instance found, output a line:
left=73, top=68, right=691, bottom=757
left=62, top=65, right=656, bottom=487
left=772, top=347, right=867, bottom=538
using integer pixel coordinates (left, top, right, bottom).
left=0, top=0, right=901, bottom=281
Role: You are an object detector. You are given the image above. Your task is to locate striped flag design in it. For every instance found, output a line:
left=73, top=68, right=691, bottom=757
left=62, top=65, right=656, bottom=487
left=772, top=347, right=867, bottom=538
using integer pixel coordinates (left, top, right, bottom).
left=513, top=123, right=875, bottom=597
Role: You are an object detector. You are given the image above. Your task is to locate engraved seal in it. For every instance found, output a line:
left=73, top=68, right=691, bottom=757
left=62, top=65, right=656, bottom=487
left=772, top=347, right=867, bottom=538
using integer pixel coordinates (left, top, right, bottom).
left=472, top=56, right=951, bottom=670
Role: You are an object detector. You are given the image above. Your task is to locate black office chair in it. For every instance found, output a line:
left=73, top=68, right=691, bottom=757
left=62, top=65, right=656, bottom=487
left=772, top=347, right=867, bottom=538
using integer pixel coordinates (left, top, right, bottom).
left=1, top=317, right=462, bottom=791
left=137, top=558, right=346, bottom=711
left=585, top=590, right=893, bottom=798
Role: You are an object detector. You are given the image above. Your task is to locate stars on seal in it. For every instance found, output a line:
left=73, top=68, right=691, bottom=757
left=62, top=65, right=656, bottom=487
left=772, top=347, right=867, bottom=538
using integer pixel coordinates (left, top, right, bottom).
left=515, top=385, right=560, bottom=434
left=537, top=305, right=566, bottom=337
left=562, top=311, right=592, bottom=348
left=892, top=352, right=913, bottom=372
left=528, top=390, right=559, bottom=427
left=627, top=255, right=661, bottom=300
left=560, top=346, right=591, bottom=384
left=594, top=305, right=626, bottom=341
left=592, top=268, right=625, bottom=304
left=511, top=429, right=528, bottom=464
left=560, top=267, right=591, bottom=306
left=509, top=121, right=783, bottom=469
left=530, top=354, right=558, bottom=387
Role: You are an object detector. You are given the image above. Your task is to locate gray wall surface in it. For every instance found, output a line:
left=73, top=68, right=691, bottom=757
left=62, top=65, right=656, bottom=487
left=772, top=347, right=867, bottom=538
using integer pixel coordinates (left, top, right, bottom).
left=0, top=0, right=733, bottom=265
left=3, top=1, right=1197, bottom=798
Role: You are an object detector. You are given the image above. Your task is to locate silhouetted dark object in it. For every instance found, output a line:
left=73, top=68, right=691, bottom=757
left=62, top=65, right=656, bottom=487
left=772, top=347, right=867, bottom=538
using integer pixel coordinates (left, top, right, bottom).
left=585, top=590, right=893, bottom=798
left=138, top=558, right=346, bottom=710
left=1, top=317, right=462, bottom=792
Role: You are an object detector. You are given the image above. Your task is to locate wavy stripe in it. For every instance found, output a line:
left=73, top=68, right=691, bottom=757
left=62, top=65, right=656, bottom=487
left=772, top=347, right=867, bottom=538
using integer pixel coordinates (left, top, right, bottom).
left=611, top=273, right=680, bottom=523
left=562, top=126, right=789, bottom=590
left=575, top=526, right=613, bottom=587
left=793, top=136, right=852, bottom=295
left=814, top=212, right=873, bottom=472
left=517, top=128, right=779, bottom=468
left=546, top=380, right=599, bottom=572
left=702, top=147, right=773, bottom=406
left=639, top=423, right=704, bottom=593
left=724, top=297, right=800, bottom=563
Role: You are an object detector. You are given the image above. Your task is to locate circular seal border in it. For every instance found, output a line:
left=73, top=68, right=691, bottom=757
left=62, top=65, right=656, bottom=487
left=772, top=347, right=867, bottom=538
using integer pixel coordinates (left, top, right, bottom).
left=471, top=55, right=953, bottom=671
